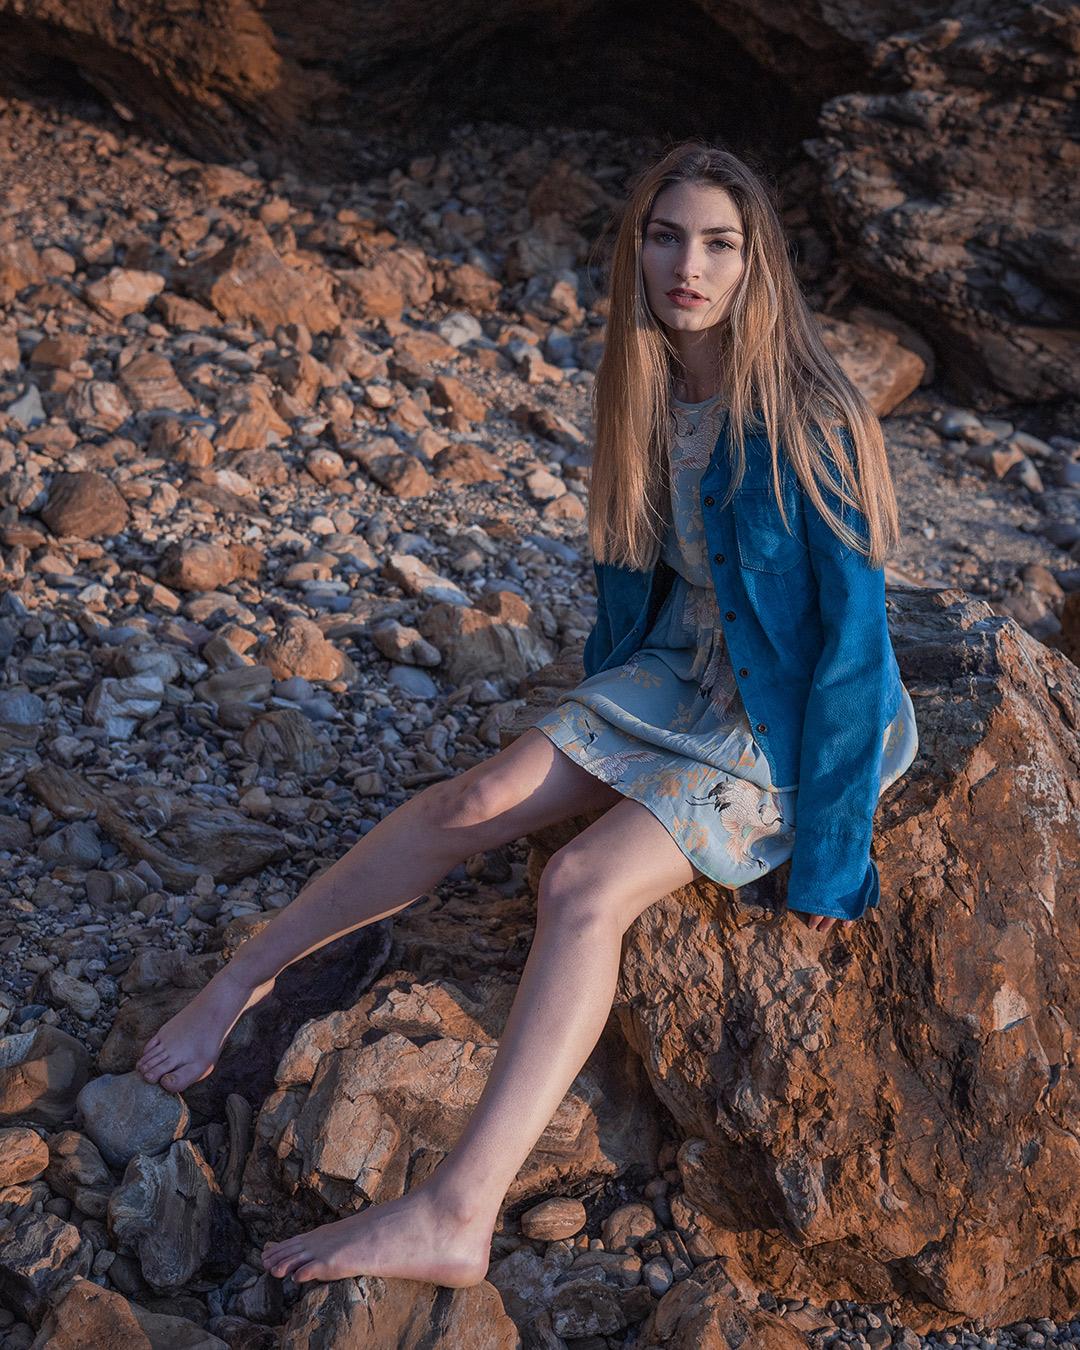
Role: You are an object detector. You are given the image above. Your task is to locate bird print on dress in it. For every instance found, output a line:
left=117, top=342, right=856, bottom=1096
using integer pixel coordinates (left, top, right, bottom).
left=669, top=401, right=723, bottom=460
left=550, top=702, right=666, bottom=788
left=685, top=593, right=739, bottom=717
left=682, top=775, right=789, bottom=873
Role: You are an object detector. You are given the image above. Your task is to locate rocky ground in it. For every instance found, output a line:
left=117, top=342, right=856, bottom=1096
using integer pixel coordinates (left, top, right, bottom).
left=0, top=90, right=1078, bottom=1348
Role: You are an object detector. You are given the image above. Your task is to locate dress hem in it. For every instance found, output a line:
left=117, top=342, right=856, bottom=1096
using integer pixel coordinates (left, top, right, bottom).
left=533, top=720, right=745, bottom=892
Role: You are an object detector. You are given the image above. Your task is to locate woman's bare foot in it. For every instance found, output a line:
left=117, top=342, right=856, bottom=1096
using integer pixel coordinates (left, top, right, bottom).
left=261, top=1185, right=495, bottom=1288
left=135, top=965, right=277, bottom=1094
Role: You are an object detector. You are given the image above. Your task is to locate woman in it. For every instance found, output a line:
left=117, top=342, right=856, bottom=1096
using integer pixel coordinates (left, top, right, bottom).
left=136, top=140, right=918, bottom=1288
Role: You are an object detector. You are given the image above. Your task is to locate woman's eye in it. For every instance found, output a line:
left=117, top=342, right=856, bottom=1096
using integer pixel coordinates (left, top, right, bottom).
left=651, top=232, right=730, bottom=250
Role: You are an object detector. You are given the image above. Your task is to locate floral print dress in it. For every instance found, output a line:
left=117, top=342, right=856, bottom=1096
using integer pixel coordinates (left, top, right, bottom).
left=529, top=393, right=919, bottom=891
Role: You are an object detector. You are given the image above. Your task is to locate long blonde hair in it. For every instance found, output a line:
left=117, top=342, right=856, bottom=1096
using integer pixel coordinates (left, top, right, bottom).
left=587, top=139, right=901, bottom=571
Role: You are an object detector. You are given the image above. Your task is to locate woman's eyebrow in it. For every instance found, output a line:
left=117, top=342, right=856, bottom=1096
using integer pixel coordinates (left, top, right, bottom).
left=648, top=218, right=744, bottom=237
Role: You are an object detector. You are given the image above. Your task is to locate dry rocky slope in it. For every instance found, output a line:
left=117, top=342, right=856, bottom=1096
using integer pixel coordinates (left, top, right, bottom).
left=0, top=95, right=1079, bottom=1349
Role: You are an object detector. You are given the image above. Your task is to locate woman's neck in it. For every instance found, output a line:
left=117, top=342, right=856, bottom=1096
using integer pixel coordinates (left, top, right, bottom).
left=672, top=378, right=726, bottom=403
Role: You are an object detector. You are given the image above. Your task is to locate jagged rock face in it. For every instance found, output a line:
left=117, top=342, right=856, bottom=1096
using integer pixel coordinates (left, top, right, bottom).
left=508, top=586, right=1080, bottom=1331
left=0, top=0, right=1073, bottom=409
left=805, top=5, right=1079, bottom=407
left=239, top=972, right=663, bottom=1232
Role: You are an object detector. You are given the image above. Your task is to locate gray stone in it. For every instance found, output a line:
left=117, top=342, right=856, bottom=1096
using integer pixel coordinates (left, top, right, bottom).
left=76, top=1070, right=190, bottom=1169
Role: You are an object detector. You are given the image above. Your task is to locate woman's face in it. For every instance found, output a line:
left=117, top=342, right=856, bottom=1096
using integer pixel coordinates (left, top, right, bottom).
left=640, top=181, right=746, bottom=333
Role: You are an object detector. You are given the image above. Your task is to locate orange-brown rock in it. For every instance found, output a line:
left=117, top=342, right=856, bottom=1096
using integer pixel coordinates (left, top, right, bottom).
left=82, top=266, right=165, bottom=321
left=816, top=312, right=925, bottom=416
left=182, top=222, right=340, bottom=336
left=214, top=381, right=291, bottom=452
left=431, top=373, right=487, bottom=423
left=149, top=417, right=215, bottom=467
left=438, top=261, right=503, bottom=313
left=279, top=1274, right=519, bottom=1349
left=257, top=614, right=353, bottom=682
left=116, top=350, right=194, bottom=412
left=158, top=539, right=239, bottom=591
left=0, top=238, right=44, bottom=292
left=418, top=589, right=557, bottom=685
left=239, top=972, right=661, bottom=1225
left=430, top=440, right=506, bottom=485
left=28, top=335, right=87, bottom=370
left=639, top=1257, right=810, bottom=1348
left=28, top=1277, right=229, bottom=1349
left=40, top=470, right=131, bottom=539
left=336, top=245, right=434, bottom=323
left=504, top=585, right=1080, bottom=1332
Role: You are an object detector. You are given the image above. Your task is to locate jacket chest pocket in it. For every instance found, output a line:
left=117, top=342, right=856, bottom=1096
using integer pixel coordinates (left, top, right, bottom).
left=733, top=488, right=808, bottom=574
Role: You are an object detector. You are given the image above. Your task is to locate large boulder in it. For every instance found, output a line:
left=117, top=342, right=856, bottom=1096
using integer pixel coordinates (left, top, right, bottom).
left=503, top=584, right=1080, bottom=1333
left=239, top=971, right=662, bottom=1233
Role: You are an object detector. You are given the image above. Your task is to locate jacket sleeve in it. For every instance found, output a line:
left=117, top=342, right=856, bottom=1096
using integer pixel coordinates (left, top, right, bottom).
left=785, top=432, right=894, bottom=921
left=581, top=561, right=609, bottom=679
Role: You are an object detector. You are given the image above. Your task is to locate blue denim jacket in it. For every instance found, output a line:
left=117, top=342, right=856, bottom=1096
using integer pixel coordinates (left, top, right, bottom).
left=581, top=412, right=904, bottom=920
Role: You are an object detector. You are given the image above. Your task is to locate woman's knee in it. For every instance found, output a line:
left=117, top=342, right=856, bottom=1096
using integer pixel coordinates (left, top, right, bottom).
left=421, top=760, right=520, bottom=837
left=535, top=843, right=623, bottom=931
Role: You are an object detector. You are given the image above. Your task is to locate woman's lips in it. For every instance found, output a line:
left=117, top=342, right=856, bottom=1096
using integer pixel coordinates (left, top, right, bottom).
left=666, top=290, right=708, bottom=308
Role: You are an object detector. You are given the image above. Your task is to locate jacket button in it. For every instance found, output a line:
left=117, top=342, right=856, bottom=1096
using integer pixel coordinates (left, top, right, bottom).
left=703, top=495, right=714, bottom=507
left=713, top=552, right=725, bottom=564
left=739, top=667, right=749, bottom=677
left=756, top=722, right=768, bottom=733
left=725, top=611, right=735, bottom=621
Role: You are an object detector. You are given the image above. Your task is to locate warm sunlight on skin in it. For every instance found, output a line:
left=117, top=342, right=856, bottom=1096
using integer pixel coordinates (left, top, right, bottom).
left=643, top=181, right=855, bottom=938
left=640, top=180, right=747, bottom=379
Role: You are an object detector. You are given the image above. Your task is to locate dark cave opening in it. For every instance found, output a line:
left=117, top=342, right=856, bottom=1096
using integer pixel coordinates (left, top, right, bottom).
left=0, top=24, right=111, bottom=108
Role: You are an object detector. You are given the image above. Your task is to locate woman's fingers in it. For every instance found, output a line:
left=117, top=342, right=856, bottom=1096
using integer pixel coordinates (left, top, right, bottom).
left=801, top=915, right=857, bottom=933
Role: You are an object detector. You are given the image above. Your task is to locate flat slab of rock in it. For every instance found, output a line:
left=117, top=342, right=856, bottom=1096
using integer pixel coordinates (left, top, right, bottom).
left=25, top=762, right=288, bottom=889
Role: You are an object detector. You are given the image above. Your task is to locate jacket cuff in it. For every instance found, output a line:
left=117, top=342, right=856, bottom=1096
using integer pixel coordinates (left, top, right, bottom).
left=786, top=857, right=881, bottom=921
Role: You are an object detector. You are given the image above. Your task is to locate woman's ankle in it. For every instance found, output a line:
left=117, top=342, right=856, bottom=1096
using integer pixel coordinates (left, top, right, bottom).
left=418, top=1171, right=502, bottom=1231
left=217, top=950, right=278, bottom=992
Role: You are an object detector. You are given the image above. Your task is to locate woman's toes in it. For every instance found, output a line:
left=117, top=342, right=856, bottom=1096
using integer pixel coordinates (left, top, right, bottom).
left=294, top=1260, right=322, bottom=1283
left=269, top=1251, right=306, bottom=1278
left=263, top=1243, right=305, bottom=1275
left=263, top=1240, right=297, bottom=1263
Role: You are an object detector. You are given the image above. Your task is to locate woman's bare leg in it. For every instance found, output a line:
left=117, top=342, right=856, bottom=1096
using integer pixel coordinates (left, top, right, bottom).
left=261, top=794, right=698, bottom=1287
left=136, top=728, right=625, bottom=1093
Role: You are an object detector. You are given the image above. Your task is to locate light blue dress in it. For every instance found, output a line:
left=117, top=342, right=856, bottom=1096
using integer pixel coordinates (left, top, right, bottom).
left=530, top=393, right=919, bottom=893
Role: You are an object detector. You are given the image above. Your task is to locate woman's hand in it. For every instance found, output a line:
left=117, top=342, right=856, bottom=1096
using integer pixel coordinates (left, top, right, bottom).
left=800, top=914, right=854, bottom=934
